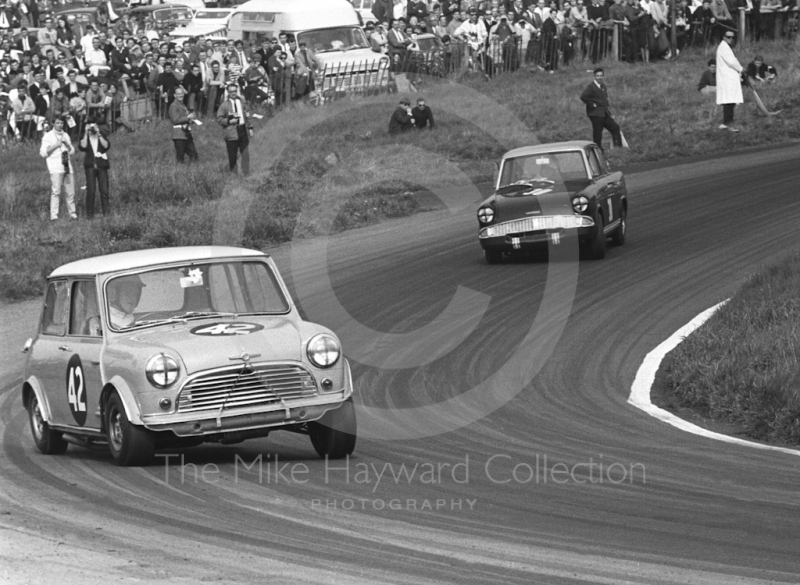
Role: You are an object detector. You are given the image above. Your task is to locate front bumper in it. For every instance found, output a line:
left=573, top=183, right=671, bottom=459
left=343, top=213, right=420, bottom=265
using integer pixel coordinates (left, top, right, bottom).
left=479, top=214, right=595, bottom=250
left=141, top=392, right=349, bottom=436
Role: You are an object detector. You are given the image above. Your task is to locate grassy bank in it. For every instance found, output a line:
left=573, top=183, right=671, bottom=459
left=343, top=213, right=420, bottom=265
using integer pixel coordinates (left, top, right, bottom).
left=664, top=254, right=800, bottom=446
left=1, top=40, right=798, bottom=300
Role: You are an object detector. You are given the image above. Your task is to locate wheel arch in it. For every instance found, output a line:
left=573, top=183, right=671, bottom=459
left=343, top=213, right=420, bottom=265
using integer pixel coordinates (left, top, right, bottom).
left=22, top=378, right=52, bottom=423
left=100, top=377, right=143, bottom=427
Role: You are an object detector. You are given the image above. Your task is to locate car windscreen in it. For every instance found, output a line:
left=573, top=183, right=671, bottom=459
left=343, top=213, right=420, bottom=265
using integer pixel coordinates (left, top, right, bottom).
left=415, top=38, right=442, bottom=51
left=296, top=27, right=369, bottom=53
left=498, top=151, right=588, bottom=191
left=194, top=10, right=229, bottom=18
left=105, top=261, right=290, bottom=331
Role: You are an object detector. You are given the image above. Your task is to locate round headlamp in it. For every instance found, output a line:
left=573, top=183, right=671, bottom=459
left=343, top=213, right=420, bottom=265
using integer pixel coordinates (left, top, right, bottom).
left=478, top=207, right=495, bottom=224
left=146, top=353, right=180, bottom=388
left=307, top=334, right=341, bottom=368
left=572, top=196, right=588, bottom=213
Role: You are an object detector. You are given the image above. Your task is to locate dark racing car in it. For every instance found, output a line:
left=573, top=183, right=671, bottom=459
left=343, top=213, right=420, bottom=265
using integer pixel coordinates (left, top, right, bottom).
left=477, top=141, right=628, bottom=263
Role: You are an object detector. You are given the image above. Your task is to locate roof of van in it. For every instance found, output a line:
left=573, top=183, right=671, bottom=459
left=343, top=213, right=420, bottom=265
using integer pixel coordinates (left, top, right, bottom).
left=233, top=0, right=359, bottom=24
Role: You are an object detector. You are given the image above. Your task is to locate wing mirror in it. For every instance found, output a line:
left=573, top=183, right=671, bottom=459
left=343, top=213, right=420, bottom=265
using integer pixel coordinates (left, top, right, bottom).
left=21, top=338, right=33, bottom=354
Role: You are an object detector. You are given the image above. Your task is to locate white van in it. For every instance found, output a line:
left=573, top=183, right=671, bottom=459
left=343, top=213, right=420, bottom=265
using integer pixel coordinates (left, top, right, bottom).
left=228, top=0, right=389, bottom=95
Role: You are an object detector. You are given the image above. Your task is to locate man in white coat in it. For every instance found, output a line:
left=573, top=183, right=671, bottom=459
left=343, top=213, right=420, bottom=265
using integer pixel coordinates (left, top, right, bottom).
left=715, top=30, right=742, bottom=132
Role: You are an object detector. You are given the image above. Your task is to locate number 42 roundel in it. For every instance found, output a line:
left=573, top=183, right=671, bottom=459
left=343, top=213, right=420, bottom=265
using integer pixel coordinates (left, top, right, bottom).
left=65, top=354, right=88, bottom=426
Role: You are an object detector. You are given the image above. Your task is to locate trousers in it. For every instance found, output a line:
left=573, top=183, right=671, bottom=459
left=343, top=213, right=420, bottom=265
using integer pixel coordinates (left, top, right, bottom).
left=173, top=138, right=199, bottom=163
left=590, top=114, right=622, bottom=149
left=225, top=126, right=250, bottom=175
left=85, top=166, right=109, bottom=218
left=49, top=171, right=76, bottom=220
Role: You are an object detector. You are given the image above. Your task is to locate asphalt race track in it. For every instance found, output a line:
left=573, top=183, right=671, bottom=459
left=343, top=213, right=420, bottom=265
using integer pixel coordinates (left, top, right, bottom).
left=2, top=145, right=800, bottom=584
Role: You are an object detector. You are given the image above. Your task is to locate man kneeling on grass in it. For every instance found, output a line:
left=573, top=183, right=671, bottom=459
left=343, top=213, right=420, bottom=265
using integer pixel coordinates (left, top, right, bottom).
left=697, top=59, right=716, bottom=95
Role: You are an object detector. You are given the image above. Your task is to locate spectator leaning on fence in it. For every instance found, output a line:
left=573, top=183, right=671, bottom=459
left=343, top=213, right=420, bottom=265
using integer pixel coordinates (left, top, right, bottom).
left=39, top=116, right=77, bottom=221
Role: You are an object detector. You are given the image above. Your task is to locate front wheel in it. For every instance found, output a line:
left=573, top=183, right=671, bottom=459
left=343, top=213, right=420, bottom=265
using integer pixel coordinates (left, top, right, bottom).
left=587, top=211, right=606, bottom=260
left=105, top=392, right=155, bottom=467
left=308, top=399, right=357, bottom=459
left=611, top=205, right=627, bottom=246
left=28, top=394, right=68, bottom=455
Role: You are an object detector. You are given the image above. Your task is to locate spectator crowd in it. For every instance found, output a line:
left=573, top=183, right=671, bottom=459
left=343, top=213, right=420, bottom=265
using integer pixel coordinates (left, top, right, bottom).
left=0, top=0, right=793, bottom=217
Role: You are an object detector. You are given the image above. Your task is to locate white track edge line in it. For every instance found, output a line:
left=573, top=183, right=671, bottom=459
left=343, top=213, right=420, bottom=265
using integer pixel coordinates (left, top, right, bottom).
left=628, top=300, right=800, bottom=457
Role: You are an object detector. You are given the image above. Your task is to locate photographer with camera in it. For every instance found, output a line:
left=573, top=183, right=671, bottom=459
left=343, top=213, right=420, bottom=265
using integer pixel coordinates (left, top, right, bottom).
left=216, top=82, right=254, bottom=176
left=39, top=116, right=78, bottom=221
left=169, top=86, right=198, bottom=164
left=78, top=117, right=111, bottom=218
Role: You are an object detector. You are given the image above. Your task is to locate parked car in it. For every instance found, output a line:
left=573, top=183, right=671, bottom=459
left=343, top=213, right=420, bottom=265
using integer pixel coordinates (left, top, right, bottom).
left=477, top=141, right=628, bottom=263
left=53, top=6, right=115, bottom=27
left=408, top=33, right=445, bottom=76
left=128, top=4, right=194, bottom=31
left=349, top=0, right=375, bottom=24
left=169, top=6, right=236, bottom=40
left=21, top=246, right=357, bottom=466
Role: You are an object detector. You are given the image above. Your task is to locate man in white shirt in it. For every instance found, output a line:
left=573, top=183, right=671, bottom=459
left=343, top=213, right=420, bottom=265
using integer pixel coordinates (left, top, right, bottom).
left=85, top=36, right=111, bottom=78
left=80, top=25, right=98, bottom=54
left=39, top=117, right=77, bottom=220
left=37, top=16, right=59, bottom=56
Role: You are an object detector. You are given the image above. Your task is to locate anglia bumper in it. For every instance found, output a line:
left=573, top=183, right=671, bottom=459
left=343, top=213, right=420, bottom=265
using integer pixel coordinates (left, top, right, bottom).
left=479, top=214, right=595, bottom=250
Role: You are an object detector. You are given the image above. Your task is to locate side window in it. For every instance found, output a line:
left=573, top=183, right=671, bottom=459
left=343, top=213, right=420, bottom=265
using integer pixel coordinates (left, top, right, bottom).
left=41, top=281, right=69, bottom=336
left=586, top=149, right=602, bottom=177
left=69, top=280, right=102, bottom=337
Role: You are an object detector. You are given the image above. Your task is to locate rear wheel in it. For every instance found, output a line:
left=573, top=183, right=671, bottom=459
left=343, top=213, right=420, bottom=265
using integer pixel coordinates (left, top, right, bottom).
left=309, top=399, right=357, bottom=459
left=587, top=211, right=606, bottom=260
left=28, top=394, right=68, bottom=455
left=611, top=206, right=627, bottom=246
left=105, top=392, right=155, bottom=467
left=485, top=250, right=503, bottom=264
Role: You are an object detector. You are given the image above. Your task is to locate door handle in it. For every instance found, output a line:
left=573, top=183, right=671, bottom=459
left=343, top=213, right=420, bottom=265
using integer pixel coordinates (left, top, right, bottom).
left=58, top=345, right=70, bottom=352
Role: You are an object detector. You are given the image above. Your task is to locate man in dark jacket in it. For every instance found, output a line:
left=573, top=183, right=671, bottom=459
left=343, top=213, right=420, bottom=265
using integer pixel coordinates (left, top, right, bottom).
left=371, top=0, right=393, bottom=23
left=579, top=67, right=622, bottom=149
left=388, top=98, right=414, bottom=134
left=411, top=97, right=434, bottom=130
left=78, top=116, right=111, bottom=218
left=216, top=82, right=254, bottom=175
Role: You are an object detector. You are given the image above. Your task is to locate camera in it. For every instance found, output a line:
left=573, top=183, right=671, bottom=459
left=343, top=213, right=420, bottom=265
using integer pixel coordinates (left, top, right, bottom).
left=89, top=124, right=98, bottom=134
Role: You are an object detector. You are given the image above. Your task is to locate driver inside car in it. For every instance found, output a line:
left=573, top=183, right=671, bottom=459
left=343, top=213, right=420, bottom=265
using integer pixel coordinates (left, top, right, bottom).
left=107, top=275, right=146, bottom=329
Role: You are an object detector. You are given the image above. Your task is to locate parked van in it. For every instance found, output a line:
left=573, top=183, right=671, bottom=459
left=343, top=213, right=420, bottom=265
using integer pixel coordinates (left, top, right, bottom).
left=228, top=0, right=389, bottom=95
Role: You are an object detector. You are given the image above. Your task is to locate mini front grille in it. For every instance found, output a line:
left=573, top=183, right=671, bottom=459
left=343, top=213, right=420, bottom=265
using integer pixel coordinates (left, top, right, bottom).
left=177, top=364, right=318, bottom=414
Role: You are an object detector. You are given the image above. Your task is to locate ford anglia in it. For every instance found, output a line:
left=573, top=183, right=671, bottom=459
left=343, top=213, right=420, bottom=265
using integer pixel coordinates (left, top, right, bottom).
left=21, top=247, right=356, bottom=466
left=477, top=141, right=628, bottom=262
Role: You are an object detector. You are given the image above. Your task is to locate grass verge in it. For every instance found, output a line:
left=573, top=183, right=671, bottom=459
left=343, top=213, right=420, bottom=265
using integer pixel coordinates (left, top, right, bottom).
left=664, top=253, right=800, bottom=446
left=1, top=40, right=798, bottom=300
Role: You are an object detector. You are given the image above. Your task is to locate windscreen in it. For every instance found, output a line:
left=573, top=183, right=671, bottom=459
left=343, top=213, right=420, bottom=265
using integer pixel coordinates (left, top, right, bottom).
left=296, top=27, right=369, bottom=53
left=498, top=151, right=588, bottom=189
left=105, top=261, right=289, bottom=331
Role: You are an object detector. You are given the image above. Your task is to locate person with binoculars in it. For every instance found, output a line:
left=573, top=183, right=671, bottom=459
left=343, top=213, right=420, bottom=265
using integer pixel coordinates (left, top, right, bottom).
left=39, top=116, right=78, bottom=221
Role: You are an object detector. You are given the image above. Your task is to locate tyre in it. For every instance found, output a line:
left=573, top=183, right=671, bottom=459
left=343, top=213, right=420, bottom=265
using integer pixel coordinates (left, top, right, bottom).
left=485, top=249, right=503, bottom=264
left=611, top=205, right=627, bottom=246
left=28, top=394, right=68, bottom=455
left=587, top=210, right=606, bottom=260
left=105, top=392, right=155, bottom=467
left=308, top=399, right=357, bottom=459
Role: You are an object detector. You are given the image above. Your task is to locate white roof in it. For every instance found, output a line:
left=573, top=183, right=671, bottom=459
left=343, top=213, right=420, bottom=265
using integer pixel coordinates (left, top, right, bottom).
left=502, top=141, right=593, bottom=160
left=49, top=247, right=267, bottom=278
left=233, top=0, right=359, bottom=28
